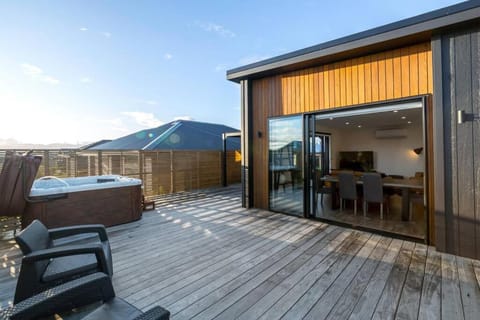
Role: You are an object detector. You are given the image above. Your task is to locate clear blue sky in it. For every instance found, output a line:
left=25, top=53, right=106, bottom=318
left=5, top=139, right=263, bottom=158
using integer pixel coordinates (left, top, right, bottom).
left=0, top=0, right=462, bottom=145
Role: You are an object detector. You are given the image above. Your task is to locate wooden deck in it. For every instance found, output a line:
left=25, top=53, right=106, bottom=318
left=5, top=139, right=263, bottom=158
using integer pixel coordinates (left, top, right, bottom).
left=1, top=184, right=480, bottom=319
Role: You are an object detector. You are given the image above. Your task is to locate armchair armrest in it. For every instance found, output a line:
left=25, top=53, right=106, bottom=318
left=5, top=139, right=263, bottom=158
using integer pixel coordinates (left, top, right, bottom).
left=23, top=244, right=109, bottom=274
left=132, top=306, right=171, bottom=320
left=1, top=273, right=115, bottom=320
left=49, top=224, right=109, bottom=241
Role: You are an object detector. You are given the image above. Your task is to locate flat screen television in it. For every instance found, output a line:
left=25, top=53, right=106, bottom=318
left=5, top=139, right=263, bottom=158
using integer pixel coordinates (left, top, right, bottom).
left=338, top=151, right=374, bottom=172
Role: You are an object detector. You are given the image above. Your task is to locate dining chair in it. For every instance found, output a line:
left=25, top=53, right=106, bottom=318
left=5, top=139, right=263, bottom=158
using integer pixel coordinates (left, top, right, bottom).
left=338, top=172, right=358, bottom=215
left=409, top=191, right=424, bottom=221
left=362, top=172, right=389, bottom=219
left=316, top=174, right=334, bottom=208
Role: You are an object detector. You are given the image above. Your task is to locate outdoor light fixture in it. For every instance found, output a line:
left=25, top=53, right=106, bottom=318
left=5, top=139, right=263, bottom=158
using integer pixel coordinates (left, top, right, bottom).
left=457, top=110, right=480, bottom=124
left=257, top=131, right=262, bottom=138
left=413, top=147, right=423, bottom=155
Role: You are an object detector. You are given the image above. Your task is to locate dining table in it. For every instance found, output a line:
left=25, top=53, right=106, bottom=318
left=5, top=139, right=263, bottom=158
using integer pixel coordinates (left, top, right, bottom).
left=321, top=175, right=424, bottom=221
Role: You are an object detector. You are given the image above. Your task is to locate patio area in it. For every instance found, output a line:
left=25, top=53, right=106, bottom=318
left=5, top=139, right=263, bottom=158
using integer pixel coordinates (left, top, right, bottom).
left=1, top=184, right=480, bottom=319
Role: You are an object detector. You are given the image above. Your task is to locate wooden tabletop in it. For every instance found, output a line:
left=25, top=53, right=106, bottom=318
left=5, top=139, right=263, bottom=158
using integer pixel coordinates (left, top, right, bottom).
left=321, top=175, right=424, bottom=190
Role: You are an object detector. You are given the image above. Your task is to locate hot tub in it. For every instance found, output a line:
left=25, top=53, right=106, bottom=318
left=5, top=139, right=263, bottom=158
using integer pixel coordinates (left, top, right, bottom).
left=23, top=175, right=143, bottom=229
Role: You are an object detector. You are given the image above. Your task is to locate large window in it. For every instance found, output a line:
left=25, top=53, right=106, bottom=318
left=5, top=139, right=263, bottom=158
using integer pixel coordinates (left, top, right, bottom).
left=268, top=116, right=303, bottom=215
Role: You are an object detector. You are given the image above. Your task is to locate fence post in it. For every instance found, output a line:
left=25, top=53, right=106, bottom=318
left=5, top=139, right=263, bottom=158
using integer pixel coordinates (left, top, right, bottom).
left=138, top=151, right=144, bottom=187
left=98, top=151, right=103, bottom=175
left=43, top=150, right=50, bottom=176
left=222, top=133, right=227, bottom=187
left=196, top=152, right=200, bottom=189
left=219, top=151, right=222, bottom=186
left=74, top=152, right=78, bottom=177
left=170, top=150, right=174, bottom=193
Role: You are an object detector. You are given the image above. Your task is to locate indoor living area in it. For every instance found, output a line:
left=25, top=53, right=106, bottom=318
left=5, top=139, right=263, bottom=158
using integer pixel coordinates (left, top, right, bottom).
left=311, top=99, right=426, bottom=241
left=268, top=99, right=427, bottom=242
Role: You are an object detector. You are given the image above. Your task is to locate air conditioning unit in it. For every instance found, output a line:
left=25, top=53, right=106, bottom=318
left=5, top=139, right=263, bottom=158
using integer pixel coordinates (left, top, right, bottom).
left=375, top=129, right=407, bottom=139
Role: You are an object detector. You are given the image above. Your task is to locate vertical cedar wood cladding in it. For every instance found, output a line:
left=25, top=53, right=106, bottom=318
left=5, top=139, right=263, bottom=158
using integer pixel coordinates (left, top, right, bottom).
left=251, top=42, right=433, bottom=210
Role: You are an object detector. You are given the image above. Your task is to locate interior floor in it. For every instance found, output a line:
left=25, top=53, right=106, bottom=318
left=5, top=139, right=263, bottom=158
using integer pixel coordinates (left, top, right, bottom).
left=270, top=187, right=426, bottom=241
left=316, top=193, right=426, bottom=241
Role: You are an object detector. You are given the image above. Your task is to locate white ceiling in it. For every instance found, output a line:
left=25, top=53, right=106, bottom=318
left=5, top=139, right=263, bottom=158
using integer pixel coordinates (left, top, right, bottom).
left=316, top=107, right=422, bottom=130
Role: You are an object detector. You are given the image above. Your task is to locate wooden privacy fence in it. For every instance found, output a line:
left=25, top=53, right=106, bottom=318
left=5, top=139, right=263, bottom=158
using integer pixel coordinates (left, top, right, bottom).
left=0, top=149, right=241, bottom=196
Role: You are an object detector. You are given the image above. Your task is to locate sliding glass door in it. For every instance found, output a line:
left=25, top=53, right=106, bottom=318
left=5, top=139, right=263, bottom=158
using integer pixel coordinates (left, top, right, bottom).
left=268, top=116, right=303, bottom=215
left=304, top=114, right=332, bottom=218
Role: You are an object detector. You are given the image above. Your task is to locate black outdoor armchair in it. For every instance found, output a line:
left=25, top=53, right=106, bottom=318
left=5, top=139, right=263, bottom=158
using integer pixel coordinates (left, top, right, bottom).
left=1, top=273, right=170, bottom=320
left=13, top=219, right=113, bottom=304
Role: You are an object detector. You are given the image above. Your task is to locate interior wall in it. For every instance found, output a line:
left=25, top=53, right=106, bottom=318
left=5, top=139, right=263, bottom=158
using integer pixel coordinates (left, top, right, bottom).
left=320, top=122, right=424, bottom=177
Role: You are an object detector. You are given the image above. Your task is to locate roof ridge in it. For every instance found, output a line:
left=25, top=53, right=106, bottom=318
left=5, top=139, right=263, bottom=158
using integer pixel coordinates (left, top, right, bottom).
left=142, top=121, right=182, bottom=150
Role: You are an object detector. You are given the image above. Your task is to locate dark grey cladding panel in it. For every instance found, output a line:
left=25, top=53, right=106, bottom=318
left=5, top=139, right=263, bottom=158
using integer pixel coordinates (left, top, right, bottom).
left=436, top=24, right=480, bottom=259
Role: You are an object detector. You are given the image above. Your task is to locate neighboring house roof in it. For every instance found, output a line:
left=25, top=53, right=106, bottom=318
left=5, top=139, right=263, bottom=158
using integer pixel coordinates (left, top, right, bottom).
left=88, top=120, right=241, bottom=151
left=227, top=1, right=480, bottom=82
left=79, top=139, right=112, bottom=150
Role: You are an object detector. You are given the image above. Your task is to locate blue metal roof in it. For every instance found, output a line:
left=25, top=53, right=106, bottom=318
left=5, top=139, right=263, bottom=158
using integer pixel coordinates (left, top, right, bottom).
left=89, top=120, right=240, bottom=151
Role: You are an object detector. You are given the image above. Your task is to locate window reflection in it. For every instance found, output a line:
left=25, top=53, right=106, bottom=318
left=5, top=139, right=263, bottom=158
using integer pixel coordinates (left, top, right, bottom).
left=269, top=116, right=303, bottom=215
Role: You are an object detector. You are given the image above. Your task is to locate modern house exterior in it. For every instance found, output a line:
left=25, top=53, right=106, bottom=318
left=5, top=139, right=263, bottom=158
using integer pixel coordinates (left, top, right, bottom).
left=227, top=1, right=480, bottom=259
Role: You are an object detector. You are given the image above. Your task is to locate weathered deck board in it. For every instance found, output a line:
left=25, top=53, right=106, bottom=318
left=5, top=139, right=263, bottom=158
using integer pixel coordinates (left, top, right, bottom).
left=179, top=227, right=343, bottom=320
left=417, top=247, right=442, bottom=320
left=441, top=252, right=465, bottom=319
left=303, top=235, right=388, bottom=320
left=238, top=230, right=362, bottom=320
left=456, top=256, right=480, bottom=320
left=324, top=237, right=393, bottom=319
left=277, top=233, right=377, bottom=320
left=371, top=241, right=415, bottom=320
left=0, top=184, right=479, bottom=320
left=395, top=243, right=428, bottom=319
left=348, top=238, right=404, bottom=320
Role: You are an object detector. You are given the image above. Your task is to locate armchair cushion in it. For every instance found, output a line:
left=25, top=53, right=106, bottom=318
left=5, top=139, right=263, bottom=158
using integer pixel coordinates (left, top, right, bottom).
left=42, top=254, right=97, bottom=282
left=15, top=220, right=52, bottom=254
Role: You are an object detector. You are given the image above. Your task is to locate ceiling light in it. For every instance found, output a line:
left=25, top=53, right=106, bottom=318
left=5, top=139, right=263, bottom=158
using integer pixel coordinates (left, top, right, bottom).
left=345, top=122, right=350, bottom=125
left=408, top=121, right=412, bottom=124
left=329, top=117, right=334, bottom=120
left=393, top=110, right=398, bottom=113
left=357, top=125, right=362, bottom=128
left=401, top=116, right=406, bottom=119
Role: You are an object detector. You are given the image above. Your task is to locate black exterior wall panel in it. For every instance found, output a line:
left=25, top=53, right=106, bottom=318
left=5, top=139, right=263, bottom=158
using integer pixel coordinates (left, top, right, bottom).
left=432, top=35, right=446, bottom=252
left=240, top=80, right=253, bottom=208
left=472, top=30, right=480, bottom=259
left=439, top=24, right=480, bottom=259
left=454, top=30, right=476, bottom=258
